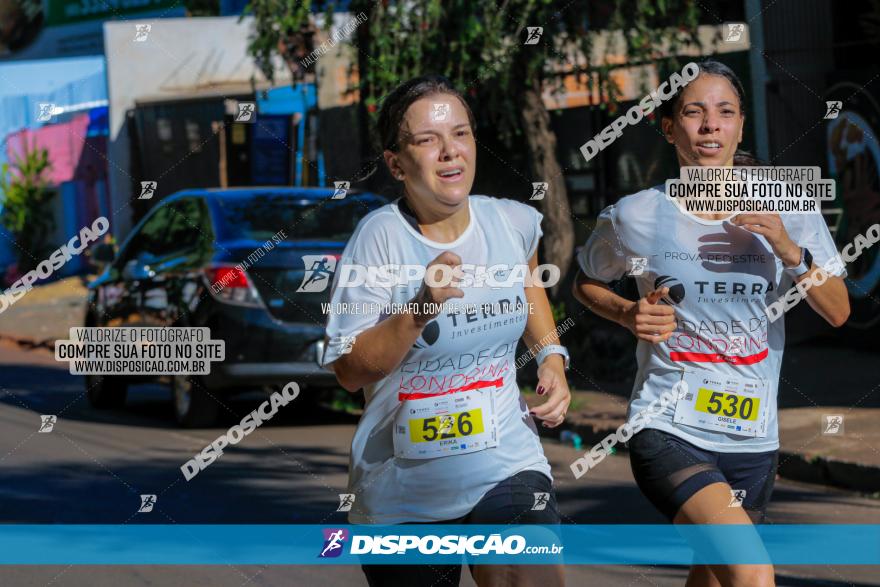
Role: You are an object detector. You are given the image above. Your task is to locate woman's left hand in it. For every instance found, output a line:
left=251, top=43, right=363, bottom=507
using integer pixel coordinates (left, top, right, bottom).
left=529, top=356, right=572, bottom=428
left=731, top=213, right=801, bottom=266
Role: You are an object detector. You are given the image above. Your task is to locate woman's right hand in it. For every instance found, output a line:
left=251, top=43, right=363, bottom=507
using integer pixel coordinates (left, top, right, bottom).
left=622, top=287, right=677, bottom=344
left=410, top=251, right=466, bottom=327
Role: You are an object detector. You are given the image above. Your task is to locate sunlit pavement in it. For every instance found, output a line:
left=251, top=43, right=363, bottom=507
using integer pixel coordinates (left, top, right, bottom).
left=1, top=341, right=877, bottom=586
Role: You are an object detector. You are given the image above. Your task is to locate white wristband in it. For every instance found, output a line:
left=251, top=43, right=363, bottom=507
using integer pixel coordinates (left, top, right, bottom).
left=536, top=344, right=569, bottom=370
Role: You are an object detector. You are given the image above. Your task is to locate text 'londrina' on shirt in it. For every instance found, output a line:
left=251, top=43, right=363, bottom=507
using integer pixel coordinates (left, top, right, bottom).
left=320, top=195, right=553, bottom=524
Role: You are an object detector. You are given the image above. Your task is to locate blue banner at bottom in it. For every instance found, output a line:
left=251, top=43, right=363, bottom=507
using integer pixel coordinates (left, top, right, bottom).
left=0, top=525, right=877, bottom=565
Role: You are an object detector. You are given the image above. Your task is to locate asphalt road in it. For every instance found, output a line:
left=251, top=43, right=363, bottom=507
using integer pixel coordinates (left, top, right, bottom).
left=1, top=340, right=878, bottom=586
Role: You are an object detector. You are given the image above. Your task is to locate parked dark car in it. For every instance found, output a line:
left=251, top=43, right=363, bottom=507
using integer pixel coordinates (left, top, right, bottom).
left=85, top=187, right=386, bottom=427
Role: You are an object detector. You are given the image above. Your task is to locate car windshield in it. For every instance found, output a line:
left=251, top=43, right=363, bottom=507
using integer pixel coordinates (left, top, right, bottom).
left=215, top=193, right=384, bottom=242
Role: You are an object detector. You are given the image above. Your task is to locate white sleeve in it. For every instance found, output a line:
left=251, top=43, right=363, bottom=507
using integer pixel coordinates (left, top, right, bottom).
left=495, top=198, right=544, bottom=260
left=576, top=205, right=628, bottom=282
left=320, top=216, right=393, bottom=369
left=785, top=211, right=847, bottom=278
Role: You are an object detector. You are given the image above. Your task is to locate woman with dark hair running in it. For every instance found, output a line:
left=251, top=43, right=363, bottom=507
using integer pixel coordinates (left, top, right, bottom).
left=321, top=74, right=571, bottom=587
left=573, top=60, right=849, bottom=587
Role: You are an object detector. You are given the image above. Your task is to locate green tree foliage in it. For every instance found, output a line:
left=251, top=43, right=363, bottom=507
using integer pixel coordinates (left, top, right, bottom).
left=245, top=1, right=702, bottom=296
left=243, top=0, right=321, bottom=81
left=185, top=0, right=220, bottom=17
left=0, top=141, right=55, bottom=272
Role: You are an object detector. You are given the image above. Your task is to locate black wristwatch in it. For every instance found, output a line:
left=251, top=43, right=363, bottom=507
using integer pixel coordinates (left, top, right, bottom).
left=785, top=247, right=813, bottom=278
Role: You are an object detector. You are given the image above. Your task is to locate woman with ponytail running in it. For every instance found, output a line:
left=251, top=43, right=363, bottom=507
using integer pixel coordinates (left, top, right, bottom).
left=574, top=60, right=849, bottom=587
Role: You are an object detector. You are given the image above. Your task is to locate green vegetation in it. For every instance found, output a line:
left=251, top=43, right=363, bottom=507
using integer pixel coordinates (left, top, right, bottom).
left=0, top=141, right=55, bottom=272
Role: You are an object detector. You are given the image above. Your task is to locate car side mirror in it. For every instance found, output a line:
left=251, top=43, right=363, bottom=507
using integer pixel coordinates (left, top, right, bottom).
left=122, top=258, right=155, bottom=281
left=91, top=243, right=116, bottom=264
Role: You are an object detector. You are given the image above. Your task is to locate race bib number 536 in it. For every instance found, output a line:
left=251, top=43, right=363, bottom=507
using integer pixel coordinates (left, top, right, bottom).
left=409, top=409, right=484, bottom=443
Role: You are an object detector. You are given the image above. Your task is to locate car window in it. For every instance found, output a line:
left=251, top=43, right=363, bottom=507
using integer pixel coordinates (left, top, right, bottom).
left=216, top=195, right=383, bottom=241
left=120, top=205, right=174, bottom=264
left=163, top=199, right=205, bottom=254
left=119, top=198, right=211, bottom=267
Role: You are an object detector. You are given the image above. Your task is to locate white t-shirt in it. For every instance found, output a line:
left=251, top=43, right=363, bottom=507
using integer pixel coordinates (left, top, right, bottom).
left=578, top=184, right=845, bottom=453
left=321, top=195, right=552, bottom=524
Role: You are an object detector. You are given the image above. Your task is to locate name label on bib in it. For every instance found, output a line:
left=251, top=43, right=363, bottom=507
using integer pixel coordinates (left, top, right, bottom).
left=673, top=370, right=769, bottom=437
left=393, top=390, right=498, bottom=459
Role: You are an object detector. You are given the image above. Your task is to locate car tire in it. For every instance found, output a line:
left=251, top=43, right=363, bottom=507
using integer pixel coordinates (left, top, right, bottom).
left=172, top=375, right=221, bottom=428
left=86, top=374, right=128, bottom=409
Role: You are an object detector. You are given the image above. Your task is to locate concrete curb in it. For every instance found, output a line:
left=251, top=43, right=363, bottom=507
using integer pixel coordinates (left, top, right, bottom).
left=0, top=332, right=55, bottom=351
left=4, top=324, right=879, bottom=495
left=777, top=450, right=880, bottom=493
left=543, top=419, right=880, bottom=494
left=0, top=333, right=57, bottom=350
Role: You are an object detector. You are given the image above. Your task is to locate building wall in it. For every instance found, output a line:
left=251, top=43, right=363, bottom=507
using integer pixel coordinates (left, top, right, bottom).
left=2, top=109, right=109, bottom=275
left=103, top=16, right=290, bottom=239
left=762, top=0, right=835, bottom=166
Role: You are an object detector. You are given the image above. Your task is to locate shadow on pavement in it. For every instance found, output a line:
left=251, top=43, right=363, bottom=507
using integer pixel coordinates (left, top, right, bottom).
left=0, top=443, right=353, bottom=524
left=0, top=361, right=359, bottom=430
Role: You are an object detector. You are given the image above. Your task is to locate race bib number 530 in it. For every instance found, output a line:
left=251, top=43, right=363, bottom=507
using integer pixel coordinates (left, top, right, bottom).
left=694, top=388, right=760, bottom=421
left=673, top=370, right=769, bottom=437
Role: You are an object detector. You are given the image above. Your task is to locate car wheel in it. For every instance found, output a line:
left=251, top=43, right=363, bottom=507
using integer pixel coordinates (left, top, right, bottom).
left=172, top=375, right=220, bottom=428
left=85, top=374, right=128, bottom=409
